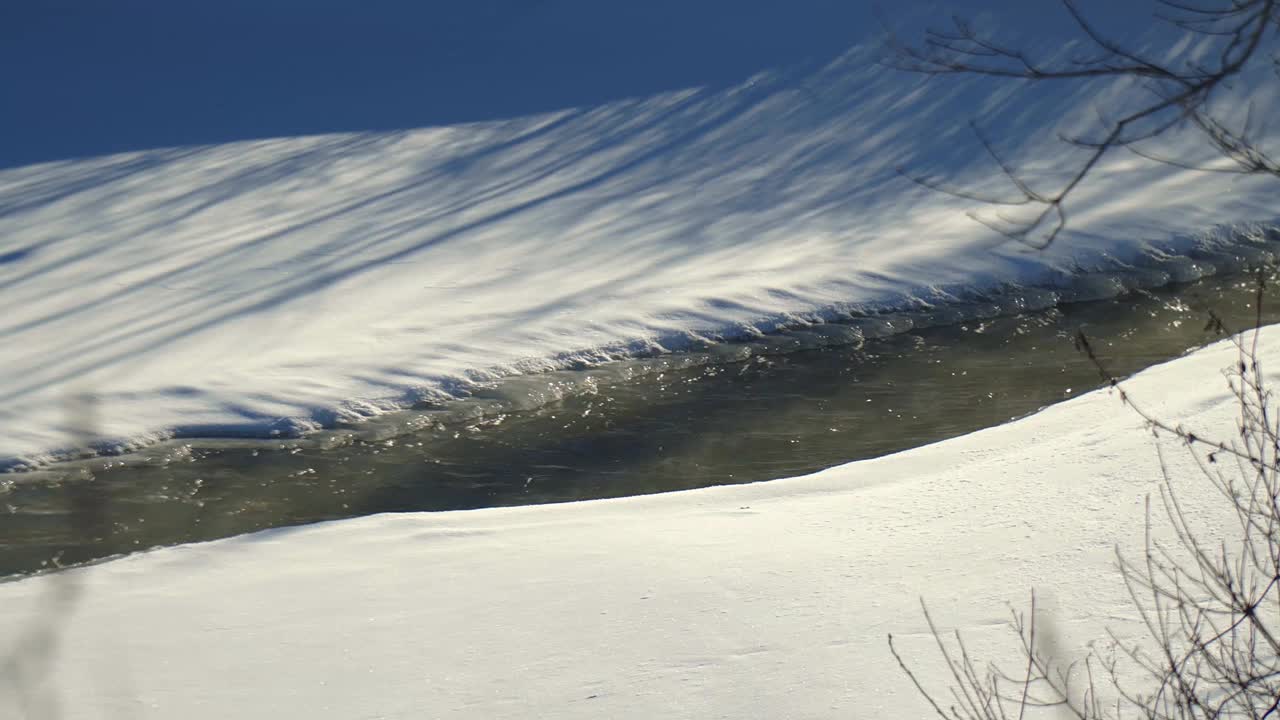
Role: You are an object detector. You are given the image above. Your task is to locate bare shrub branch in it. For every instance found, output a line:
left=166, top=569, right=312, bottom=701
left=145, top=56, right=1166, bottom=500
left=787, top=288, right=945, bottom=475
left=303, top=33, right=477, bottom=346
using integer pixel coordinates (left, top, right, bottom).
left=893, top=272, right=1280, bottom=717
left=883, top=0, right=1280, bottom=247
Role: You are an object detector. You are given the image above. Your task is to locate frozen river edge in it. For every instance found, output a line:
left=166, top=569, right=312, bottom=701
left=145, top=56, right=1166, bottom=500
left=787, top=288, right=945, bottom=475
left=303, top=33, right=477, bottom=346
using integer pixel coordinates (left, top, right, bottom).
left=1, top=326, right=1273, bottom=718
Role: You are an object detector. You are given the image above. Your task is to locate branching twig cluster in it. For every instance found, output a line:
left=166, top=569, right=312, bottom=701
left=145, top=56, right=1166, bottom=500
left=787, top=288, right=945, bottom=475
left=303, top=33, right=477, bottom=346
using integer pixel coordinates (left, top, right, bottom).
left=893, top=273, right=1280, bottom=718
left=890, top=592, right=1117, bottom=719
left=884, top=0, right=1280, bottom=247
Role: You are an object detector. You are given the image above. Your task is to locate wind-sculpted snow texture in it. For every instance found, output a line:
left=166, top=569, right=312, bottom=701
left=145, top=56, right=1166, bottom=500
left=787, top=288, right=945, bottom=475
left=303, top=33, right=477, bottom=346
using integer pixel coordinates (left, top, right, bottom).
left=1, top=0, right=1277, bottom=466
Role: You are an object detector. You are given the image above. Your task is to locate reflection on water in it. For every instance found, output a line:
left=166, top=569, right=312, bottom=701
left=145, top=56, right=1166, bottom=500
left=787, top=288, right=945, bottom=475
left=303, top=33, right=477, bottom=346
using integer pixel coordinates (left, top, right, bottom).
left=2, top=274, right=1277, bottom=577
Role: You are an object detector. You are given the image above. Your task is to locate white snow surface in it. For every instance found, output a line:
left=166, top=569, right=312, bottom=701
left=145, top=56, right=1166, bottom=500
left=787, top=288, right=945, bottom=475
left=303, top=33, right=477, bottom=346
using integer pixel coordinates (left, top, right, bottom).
left=1, top=328, right=1270, bottom=718
left=2, top=30, right=1277, bottom=466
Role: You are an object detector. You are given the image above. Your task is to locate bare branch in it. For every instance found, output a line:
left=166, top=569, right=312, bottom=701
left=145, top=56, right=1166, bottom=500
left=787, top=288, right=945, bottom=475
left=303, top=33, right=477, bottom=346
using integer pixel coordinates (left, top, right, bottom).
left=885, top=0, right=1280, bottom=247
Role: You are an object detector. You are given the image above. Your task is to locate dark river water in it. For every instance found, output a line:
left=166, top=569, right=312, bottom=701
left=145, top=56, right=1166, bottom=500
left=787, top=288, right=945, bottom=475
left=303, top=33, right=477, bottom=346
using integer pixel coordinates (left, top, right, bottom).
left=3, top=271, right=1278, bottom=577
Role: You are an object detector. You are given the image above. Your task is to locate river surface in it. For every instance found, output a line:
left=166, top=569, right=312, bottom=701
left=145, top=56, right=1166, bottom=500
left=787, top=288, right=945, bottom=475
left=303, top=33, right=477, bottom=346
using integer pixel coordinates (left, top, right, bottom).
left=2, top=272, right=1277, bottom=577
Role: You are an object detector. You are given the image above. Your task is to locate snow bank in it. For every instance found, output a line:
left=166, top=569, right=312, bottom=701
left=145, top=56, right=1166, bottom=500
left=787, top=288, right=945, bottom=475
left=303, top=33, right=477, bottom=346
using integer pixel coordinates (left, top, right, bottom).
left=2, top=1, right=1277, bottom=467
left=2, top=62, right=1276, bottom=469
left=1, top=327, right=1271, bottom=718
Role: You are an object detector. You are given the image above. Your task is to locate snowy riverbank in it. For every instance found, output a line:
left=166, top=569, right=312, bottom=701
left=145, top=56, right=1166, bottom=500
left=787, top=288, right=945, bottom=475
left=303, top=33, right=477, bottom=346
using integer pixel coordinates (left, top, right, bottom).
left=2, top=327, right=1270, bottom=718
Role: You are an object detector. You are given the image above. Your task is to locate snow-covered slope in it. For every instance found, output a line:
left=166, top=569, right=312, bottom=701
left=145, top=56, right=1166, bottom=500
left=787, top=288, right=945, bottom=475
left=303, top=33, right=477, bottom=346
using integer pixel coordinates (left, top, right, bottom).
left=2, top=327, right=1268, bottom=718
left=1, top=1, right=1276, bottom=467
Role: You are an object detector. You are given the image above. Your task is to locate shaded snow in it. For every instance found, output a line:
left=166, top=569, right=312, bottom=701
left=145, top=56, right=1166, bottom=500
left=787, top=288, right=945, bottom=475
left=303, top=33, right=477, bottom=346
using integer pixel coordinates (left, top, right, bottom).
left=2, top=49, right=1277, bottom=467
left=1, top=0, right=1276, bottom=466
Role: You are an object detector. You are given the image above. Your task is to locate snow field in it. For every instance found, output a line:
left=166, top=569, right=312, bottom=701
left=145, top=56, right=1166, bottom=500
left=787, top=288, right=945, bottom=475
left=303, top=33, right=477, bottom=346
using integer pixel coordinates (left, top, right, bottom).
left=1, top=329, right=1271, bottom=718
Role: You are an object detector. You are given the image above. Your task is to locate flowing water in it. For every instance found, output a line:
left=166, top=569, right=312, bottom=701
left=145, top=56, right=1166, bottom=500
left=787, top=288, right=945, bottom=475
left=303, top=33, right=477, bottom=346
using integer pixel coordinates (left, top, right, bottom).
left=3, top=272, right=1279, bottom=578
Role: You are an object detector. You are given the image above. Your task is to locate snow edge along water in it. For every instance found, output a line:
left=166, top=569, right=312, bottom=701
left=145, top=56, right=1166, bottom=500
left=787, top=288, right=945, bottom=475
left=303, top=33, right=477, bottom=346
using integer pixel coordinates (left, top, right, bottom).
left=4, top=220, right=1278, bottom=474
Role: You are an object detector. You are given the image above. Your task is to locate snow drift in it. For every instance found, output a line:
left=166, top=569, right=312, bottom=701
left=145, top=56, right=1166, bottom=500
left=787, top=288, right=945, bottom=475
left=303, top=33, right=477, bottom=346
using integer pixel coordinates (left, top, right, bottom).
left=2, top=325, right=1271, bottom=718
left=1, top=0, right=1276, bottom=468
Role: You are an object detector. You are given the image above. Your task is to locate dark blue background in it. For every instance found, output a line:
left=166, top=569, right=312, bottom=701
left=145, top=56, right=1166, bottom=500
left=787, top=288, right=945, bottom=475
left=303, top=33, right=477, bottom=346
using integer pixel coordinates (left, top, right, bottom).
left=1, top=0, right=1156, bottom=169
